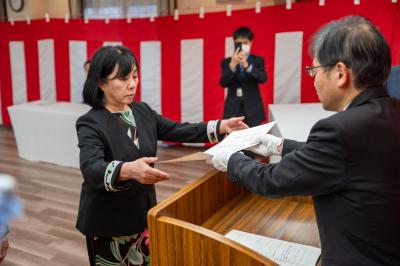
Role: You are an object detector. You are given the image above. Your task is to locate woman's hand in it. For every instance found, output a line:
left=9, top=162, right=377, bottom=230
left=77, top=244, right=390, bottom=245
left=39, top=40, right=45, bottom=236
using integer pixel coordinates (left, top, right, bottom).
left=120, top=157, right=169, bottom=184
left=219, top=116, right=248, bottom=134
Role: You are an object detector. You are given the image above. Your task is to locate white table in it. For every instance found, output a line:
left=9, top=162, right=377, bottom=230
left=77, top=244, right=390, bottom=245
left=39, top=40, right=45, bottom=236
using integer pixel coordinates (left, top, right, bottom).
left=268, top=103, right=335, bottom=162
left=8, top=101, right=91, bottom=168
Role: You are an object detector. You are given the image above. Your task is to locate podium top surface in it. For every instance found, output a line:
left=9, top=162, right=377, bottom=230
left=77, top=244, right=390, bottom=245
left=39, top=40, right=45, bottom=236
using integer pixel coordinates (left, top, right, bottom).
left=202, top=192, right=320, bottom=247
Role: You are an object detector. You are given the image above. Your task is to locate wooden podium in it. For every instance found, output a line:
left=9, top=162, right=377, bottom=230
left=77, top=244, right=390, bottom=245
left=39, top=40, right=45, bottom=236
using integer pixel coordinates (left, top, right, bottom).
left=148, top=169, right=320, bottom=265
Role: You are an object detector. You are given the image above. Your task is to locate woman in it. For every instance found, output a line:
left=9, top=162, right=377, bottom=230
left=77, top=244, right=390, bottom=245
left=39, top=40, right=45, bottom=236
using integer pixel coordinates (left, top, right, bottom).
left=76, top=45, right=247, bottom=266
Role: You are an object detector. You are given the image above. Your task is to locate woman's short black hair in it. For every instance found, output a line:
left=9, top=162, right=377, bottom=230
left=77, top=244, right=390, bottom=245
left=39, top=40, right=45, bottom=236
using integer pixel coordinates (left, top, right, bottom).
left=309, top=16, right=391, bottom=88
left=82, top=45, right=138, bottom=109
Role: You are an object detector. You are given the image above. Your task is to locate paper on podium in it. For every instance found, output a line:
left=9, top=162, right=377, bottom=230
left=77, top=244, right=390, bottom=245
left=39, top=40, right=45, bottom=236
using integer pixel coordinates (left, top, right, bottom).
left=225, top=230, right=321, bottom=266
left=157, top=122, right=276, bottom=164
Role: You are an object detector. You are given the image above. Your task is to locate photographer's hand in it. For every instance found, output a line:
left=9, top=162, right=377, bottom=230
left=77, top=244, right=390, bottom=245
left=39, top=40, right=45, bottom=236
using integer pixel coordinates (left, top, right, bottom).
left=229, top=48, right=241, bottom=69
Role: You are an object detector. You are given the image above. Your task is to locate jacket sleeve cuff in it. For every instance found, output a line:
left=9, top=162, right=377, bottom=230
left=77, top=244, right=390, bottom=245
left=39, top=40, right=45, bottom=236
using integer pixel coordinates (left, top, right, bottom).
left=104, top=160, right=121, bottom=192
left=207, top=120, right=226, bottom=143
left=282, top=139, right=305, bottom=156
left=104, top=160, right=132, bottom=192
left=227, top=152, right=246, bottom=184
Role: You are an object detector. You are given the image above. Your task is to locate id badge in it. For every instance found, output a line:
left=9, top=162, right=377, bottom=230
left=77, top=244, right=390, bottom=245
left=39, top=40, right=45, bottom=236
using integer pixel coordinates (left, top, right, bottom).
left=236, top=88, right=243, bottom=97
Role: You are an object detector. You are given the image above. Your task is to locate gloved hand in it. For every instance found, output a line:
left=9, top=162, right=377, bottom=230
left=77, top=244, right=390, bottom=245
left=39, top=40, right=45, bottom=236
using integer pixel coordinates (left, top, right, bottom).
left=211, top=150, right=236, bottom=172
left=248, top=134, right=283, bottom=157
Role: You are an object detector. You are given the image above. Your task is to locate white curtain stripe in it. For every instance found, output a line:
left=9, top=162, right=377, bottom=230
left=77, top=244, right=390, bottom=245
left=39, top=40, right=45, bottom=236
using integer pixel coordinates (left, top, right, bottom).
left=223, top=37, right=234, bottom=99
left=69, top=41, right=87, bottom=103
left=225, top=36, right=234, bottom=59
left=140, top=41, right=162, bottom=114
left=9, top=41, right=27, bottom=105
left=103, top=41, right=123, bottom=46
left=38, top=39, right=56, bottom=102
left=181, top=39, right=204, bottom=123
left=274, top=32, right=303, bottom=104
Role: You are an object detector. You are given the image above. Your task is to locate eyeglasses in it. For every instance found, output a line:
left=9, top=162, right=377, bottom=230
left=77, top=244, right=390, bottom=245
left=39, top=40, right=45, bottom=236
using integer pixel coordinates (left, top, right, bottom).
left=305, top=64, right=335, bottom=77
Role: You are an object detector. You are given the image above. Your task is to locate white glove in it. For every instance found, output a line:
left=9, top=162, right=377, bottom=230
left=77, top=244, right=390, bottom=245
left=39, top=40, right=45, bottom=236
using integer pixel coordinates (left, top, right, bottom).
left=248, top=134, right=283, bottom=157
left=211, top=151, right=236, bottom=172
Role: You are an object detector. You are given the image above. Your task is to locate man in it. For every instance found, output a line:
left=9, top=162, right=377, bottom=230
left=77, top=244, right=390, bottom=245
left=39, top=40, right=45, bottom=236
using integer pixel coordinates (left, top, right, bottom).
left=220, top=26, right=267, bottom=127
left=212, top=16, right=400, bottom=265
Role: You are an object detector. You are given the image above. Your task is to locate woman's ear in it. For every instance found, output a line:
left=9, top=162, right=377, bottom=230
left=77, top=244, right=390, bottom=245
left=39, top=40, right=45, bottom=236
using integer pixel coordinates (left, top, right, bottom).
left=99, top=80, right=106, bottom=92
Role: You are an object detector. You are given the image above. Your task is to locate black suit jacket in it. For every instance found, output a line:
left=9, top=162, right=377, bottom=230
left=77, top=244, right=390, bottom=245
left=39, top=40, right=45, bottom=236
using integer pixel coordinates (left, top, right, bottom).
left=227, top=86, right=400, bottom=265
left=220, top=55, right=267, bottom=126
left=76, top=102, right=209, bottom=237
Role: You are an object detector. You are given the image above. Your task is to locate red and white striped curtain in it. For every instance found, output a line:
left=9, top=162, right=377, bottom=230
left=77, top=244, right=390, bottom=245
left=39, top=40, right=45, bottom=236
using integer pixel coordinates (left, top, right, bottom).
left=0, top=0, right=399, bottom=126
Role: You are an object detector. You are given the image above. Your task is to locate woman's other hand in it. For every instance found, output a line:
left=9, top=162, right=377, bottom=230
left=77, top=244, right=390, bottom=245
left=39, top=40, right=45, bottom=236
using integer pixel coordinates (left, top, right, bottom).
left=219, top=116, right=248, bottom=134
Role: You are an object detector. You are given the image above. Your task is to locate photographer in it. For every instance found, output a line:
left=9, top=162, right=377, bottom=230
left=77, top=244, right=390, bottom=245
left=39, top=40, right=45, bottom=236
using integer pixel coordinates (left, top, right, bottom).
left=220, top=26, right=267, bottom=128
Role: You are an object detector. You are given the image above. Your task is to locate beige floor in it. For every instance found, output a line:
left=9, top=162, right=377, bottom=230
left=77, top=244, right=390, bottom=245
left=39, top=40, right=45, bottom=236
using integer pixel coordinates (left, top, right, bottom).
left=0, top=126, right=213, bottom=266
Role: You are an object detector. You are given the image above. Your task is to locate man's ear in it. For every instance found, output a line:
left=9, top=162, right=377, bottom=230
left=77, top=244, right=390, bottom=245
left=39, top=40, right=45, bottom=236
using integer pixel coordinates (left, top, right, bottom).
left=336, top=62, right=350, bottom=88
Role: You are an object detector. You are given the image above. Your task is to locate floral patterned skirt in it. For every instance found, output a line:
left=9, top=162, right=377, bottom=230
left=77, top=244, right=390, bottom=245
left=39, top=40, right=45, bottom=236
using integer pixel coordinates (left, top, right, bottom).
left=86, top=228, right=150, bottom=266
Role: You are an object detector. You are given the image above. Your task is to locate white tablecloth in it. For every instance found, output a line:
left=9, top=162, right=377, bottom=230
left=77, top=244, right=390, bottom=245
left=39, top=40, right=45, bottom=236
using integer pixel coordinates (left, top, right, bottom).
left=268, top=103, right=335, bottom=142
left=8, top=101, right=91, bottom=168
left=268, top=103, right=335, bottom=163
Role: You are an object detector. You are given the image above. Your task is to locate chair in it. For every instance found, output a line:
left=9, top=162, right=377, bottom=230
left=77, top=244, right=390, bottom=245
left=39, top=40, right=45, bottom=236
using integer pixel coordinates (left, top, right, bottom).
left=385, top=66, right=400, bottom=99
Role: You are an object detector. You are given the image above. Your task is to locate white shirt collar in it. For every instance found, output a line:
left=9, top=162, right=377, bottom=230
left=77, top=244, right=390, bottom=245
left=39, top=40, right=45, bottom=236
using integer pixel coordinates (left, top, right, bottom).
left=342, top=102, right=351, bottom=111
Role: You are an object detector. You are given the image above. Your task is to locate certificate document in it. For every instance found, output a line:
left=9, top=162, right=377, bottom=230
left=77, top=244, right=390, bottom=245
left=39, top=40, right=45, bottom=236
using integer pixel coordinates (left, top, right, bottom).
left=204, top=122, right=276, bottom=156
left=225, top=230, right=321, bottom=266
left=158, top=122, right=276, bottom=164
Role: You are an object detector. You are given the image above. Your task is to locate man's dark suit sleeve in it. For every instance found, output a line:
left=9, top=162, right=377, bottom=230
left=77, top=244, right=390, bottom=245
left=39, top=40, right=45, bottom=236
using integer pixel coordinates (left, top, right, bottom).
left=227, top=118, right=347, bottom=197
left=247, top=57, right=267, bottom=84
left=282, top=139, right=306, bottom=155
left=220, top=59, right=234, bottom=88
